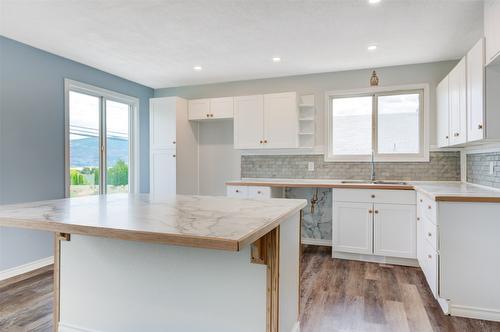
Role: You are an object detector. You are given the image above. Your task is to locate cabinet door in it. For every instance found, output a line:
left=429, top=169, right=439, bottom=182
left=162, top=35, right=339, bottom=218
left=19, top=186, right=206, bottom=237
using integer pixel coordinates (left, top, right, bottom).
left=188, top=99, right=210, bottom=120
left=150, top=98, right=176, bottom=150
left=150, top=148, right=176, bottom=199
left=416, top=214, right=425, bottom=268
left=333, top=202, right=373, bottom=255
left=226, top=185, right=249, bottom=198
left=263, top=92, right=298, bottom=149
left=234, top=95, right=264, bottom=149
left=248, top=186, right=272, bottom=199
left=210, top=97, right=234, bottom=119
left=467, top=39, right=485, bottom=143
left=436, top=77, right=450, bottom=147
left=484, top=0, right=500, bottom=65
left=373, top=204, right=416, bottom=259
left=449, top=58, right=467, bottom=145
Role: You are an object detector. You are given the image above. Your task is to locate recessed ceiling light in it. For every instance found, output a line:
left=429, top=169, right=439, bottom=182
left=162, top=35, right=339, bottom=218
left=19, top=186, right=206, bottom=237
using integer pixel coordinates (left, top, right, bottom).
left=193, top=66, right=203, bottom=71
left=272, top=57, right=281, bottom=63
left=367, top=45, right=377, bottom=51
left=368, top=0, right=381, bottom=4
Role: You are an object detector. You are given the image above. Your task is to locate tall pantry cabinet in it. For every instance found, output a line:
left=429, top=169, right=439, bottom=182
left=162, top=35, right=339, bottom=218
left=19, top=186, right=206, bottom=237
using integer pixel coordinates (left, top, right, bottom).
left=149, top=97, right=198, bottom=199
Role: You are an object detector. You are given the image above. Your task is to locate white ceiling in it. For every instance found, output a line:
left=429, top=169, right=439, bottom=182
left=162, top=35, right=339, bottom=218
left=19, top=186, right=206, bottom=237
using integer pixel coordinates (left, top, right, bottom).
left=0, top=0, right=483, bottom=89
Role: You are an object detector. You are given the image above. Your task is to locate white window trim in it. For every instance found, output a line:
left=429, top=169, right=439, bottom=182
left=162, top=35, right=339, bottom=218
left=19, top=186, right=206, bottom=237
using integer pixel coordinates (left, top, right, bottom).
left=64, top=79, right=140, bottom=196
left=324, top=83, right=430, bottom=162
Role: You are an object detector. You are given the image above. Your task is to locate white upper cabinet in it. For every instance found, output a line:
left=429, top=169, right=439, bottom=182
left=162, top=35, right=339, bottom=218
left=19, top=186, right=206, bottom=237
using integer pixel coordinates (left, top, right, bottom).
left=436, top=76, right=450, bottom=148
left=467, top=38, right=485, bottom=142
left=234, top=92, right=298, bottom=149
left=188, top=97, right=234, bottom=120
left=234, top=95, right=264, bottom=149
left=150, top=97, right=177, bottom=150
left=448, top=57, right=467, bottom=145
left=188, top=98, right=210, bottom=120
left=263, top=92, right=298, bottom=149
left=484, top=0, right=500, bottom=65
left=210, top=97, right=234, bottom=119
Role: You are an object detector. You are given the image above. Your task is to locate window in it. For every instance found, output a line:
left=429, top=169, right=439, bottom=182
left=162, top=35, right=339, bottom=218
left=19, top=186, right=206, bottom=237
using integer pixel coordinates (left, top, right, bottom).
left=65, top=79, right=139, bottom=197
left=326, top=85, right=428, bottom=162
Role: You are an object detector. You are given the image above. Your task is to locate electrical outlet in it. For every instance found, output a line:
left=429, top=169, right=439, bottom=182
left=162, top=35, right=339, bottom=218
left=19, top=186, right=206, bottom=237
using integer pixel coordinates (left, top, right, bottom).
left=308, top=162, right=315, bottom=171
left=490, top=162, right=494, bottom=175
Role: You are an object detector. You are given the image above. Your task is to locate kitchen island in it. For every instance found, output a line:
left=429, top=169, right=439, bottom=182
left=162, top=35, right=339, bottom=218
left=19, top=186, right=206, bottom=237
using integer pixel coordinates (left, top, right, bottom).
left=0, top=194, right=306, bottom=332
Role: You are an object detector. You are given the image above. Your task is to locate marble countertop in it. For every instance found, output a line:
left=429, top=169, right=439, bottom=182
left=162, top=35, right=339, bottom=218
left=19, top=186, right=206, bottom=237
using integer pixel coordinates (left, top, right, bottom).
left=0, top=194, right=307, bottom=251
left=227, top=179, right=500, bottom=202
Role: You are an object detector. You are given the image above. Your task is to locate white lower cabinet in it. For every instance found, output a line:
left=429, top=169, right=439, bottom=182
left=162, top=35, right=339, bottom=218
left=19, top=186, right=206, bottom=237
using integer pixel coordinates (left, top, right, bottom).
left=373, top=203, right=416, bottom=258
left=332, top=202, right=373, bottom=255
left=333, top=189, right=417, bottom=260
left=226, top=185, right=281, bottom=199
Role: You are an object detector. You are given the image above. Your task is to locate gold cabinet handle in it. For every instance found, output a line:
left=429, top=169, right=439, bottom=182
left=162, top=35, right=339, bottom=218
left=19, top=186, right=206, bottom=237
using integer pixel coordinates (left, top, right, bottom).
left=374, top=210, right=379, bottom=214
left=478, top=124, right=483, bottom=130
left=206, top=114, right=209, bottom=118
left=259, top=140, right=263, bottom=144
left=368, top=210, right=373, bottom=214
left=264, top=140, right=268, bottom=143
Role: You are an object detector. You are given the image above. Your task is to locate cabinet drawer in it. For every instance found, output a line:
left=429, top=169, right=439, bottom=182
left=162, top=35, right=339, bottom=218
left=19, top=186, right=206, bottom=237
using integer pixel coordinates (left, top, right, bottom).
left=421, top=238, right=438, bottom=298
left=226, top=186, right=249, bottom=198
left=248, top=186, right=271, bottom=199
left=423, top=216, right=438, bottom=251
left=334, top=189, right=415, bottom=205
left=417, top=192, right=437, bottom=224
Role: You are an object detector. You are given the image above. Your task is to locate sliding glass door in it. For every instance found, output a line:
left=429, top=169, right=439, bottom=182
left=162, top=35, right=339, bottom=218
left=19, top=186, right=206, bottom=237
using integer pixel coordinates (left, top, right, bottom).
left=66, top=80, right=137, bottom=197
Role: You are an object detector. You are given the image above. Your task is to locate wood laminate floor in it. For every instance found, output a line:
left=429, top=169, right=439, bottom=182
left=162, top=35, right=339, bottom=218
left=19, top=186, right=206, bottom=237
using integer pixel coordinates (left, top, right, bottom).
left=300, top=246, right=500, bottom=332
left=1, top=246, right=499, bottom=331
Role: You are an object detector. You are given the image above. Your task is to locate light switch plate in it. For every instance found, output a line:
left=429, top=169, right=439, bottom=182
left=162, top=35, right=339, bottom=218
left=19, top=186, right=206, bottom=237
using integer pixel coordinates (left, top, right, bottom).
left=490, top=162, right=494, bottom=175
left=308, top=162, right=315, bottom=171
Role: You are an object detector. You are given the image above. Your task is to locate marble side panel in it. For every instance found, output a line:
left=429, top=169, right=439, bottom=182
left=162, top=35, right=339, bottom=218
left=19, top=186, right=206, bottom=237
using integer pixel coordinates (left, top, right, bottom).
left=285, top=188, right=332, bottom=242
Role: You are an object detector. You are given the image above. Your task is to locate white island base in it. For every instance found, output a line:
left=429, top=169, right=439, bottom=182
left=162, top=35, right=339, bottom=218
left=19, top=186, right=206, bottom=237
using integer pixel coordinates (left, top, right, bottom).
left=56, top=213, right=300, bottom=332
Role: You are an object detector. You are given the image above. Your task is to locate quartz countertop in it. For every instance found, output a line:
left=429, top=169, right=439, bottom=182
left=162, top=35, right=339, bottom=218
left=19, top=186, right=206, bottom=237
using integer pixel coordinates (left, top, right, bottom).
left=0, top=194, right=307, bottom=251
left=227, top=179, right=500, bottom=203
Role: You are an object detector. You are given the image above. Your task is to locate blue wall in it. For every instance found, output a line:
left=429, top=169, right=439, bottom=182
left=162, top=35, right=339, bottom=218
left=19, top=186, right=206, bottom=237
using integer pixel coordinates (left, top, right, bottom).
left=0, top=36, right=153, bottom=270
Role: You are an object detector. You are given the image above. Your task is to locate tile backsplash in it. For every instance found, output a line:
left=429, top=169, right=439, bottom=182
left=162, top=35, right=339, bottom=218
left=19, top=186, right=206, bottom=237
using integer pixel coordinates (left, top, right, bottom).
left=241, top=151, right=461, bottom=181
left=467, top=152, right=500, bottom=189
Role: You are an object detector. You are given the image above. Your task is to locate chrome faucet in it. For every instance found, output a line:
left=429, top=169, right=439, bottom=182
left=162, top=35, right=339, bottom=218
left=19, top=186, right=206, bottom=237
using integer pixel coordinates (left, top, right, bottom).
left=370, top=150, right=376, bottom=182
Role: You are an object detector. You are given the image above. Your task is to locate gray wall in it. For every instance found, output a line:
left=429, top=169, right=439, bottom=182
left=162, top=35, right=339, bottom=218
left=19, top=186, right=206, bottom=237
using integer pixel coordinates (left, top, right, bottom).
left=0, top=36, right=153, bottom=270
left=467, top=152, right=500, bottom=189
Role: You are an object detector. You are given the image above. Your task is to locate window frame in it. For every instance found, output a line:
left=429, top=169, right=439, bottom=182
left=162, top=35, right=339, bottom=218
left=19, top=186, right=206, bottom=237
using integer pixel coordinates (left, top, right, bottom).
left=64, top=79, right=140, bottom=197
left=325, top=84, right=429, bottom=162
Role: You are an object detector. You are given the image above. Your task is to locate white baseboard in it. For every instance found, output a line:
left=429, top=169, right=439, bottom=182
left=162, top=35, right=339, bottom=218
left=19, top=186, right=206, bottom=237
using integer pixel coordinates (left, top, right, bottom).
left=290, top=321, right=301, bottom=332
left=332, top=251, right=419, bottom=267
left=301, top=238, right=332, bottom=246
left=450, top=304, right=500, bottom=322
left=0, top=256, right=54, bottom=282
